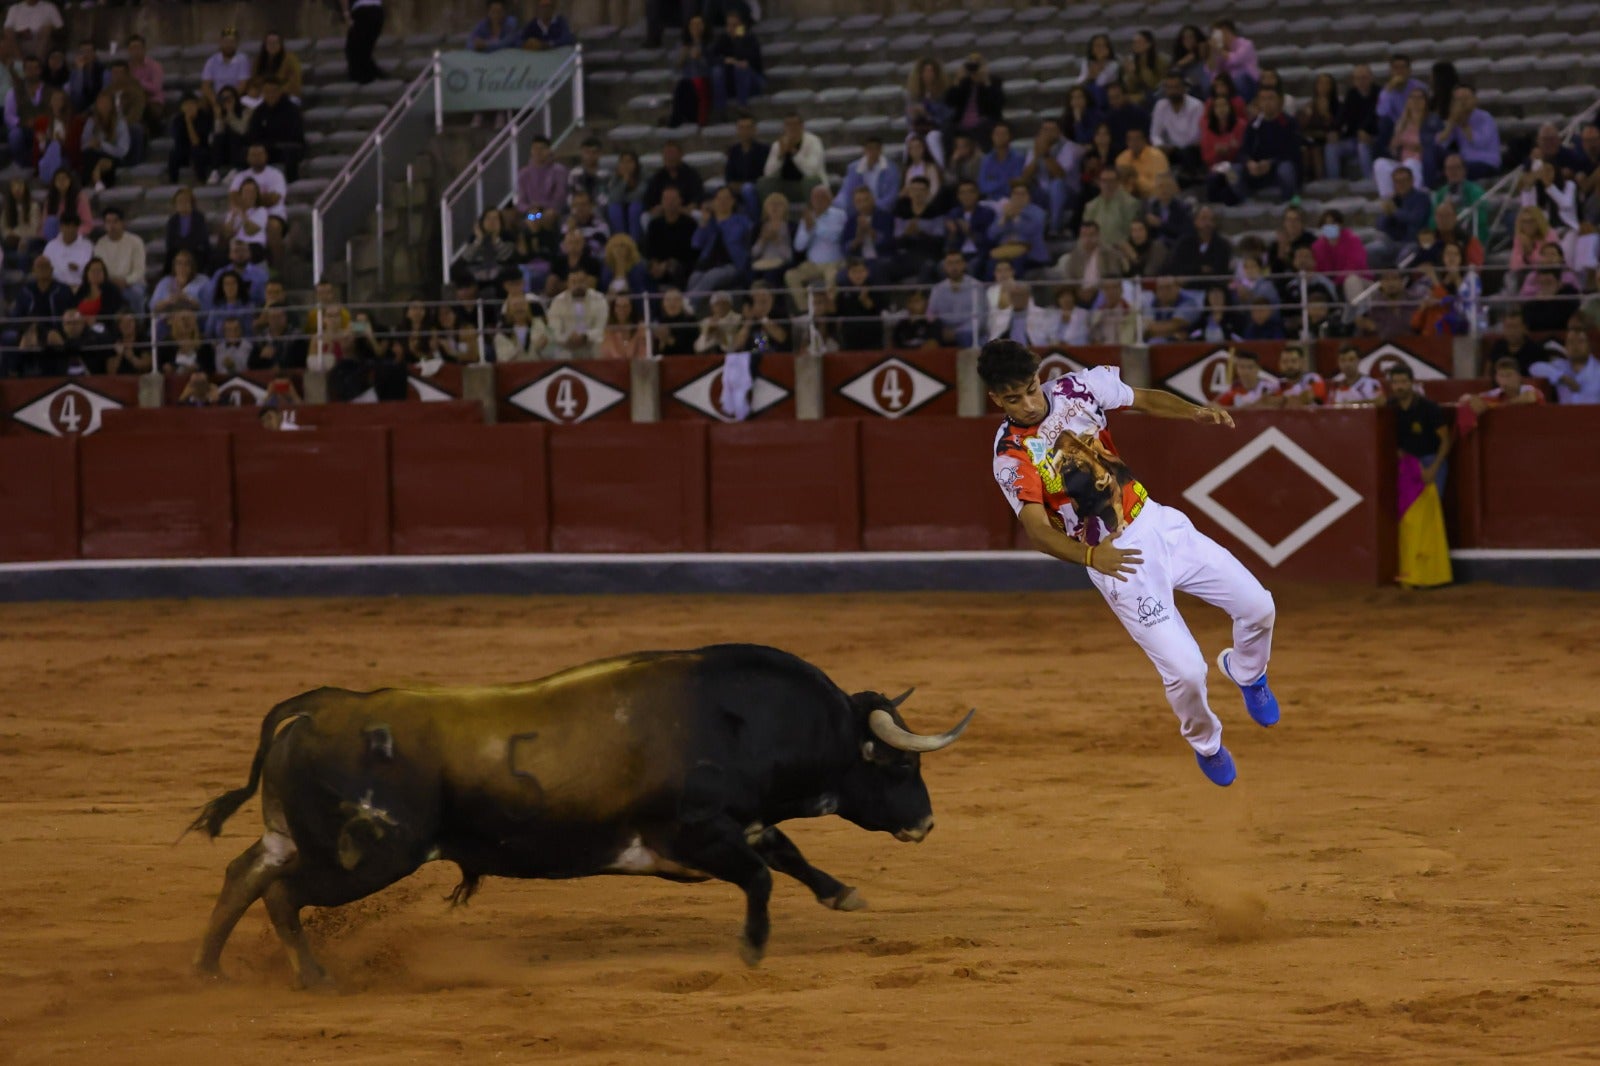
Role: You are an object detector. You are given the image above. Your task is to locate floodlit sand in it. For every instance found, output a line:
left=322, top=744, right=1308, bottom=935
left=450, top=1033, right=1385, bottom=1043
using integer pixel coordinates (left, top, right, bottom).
left=2, top=586, right=1598, bottom=1064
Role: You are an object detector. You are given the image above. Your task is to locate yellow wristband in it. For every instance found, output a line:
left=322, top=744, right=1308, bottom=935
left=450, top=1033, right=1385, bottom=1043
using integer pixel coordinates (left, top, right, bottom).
left=1085, top=546, right=1095, bottom=570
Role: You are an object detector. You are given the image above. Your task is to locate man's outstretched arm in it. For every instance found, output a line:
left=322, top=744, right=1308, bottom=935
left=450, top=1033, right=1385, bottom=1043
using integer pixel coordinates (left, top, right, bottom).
left=1018, top=503, right=1142, bottom=581
left=1132, top=387, right=1236, bottom=427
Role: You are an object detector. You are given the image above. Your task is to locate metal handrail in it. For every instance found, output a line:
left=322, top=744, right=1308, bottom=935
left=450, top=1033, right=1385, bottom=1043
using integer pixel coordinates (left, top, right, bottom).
left=438, top=46, right=586, bottom=277
left=1474, top=94, right=1600, bottom=247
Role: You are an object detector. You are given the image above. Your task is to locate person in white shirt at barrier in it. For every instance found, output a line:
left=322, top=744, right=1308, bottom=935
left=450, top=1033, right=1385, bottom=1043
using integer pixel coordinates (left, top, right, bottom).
left=545, top=268, right=606, bottom=358
left=987, top=281, right=1054, bottom=345
left=1327, top=344, right=1385, bottom=405
left=1529, top=319, right=1600, bottom=405
left=1211, top=348, right=1280, bottom=408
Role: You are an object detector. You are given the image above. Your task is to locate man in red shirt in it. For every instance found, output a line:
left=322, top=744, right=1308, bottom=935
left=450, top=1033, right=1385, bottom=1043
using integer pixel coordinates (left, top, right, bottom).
left=1465, top=357, right=1546, bottom=413
left=1212, top=349, right=1281, bottom=408
left=981, top=339, right=1281, bottom=787
left=1275, top=344, right=1326, bottom=406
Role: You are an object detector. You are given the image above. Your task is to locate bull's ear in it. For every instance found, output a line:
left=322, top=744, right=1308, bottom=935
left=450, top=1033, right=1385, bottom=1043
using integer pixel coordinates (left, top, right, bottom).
left=860, top=740, right=876, bottom=761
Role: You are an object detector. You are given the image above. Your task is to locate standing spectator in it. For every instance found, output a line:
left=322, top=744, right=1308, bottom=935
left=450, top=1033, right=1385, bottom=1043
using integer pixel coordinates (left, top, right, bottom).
left=1298, top=74, right=1340, bottom=182
left=1465, top=357, right=1545, bottom=412
left=245, top=78, right=305, bottom=182
left=945, top=178, right=995, bottom=278
left=343, top=0, right=386, bottom=85
left=1079, top=34, right=1120, bottom=108
left=928, top=250, right=985, bottom=347
left=835, top=134, right=900, bottom=214
left=1205, top=20, right=1258, bottom=101
left=1150, top=74, right=1203, bottom=180
left=1377, top=165, right=1431, bottom=250
left=521, top=0, right=575, bottom=51
left=1387, top=363, right=1451, bottom=496
left=41, top=210, right=89, bottom=287
left=686, top=186, right=753, bottom=296
left=1312, top=208, right=1370, bottom=303
left=1200, top=93, right=1247, bottom=203
left=1326, top=63, right=1379, bottom=181
left=1115, top=128, right=1168, bottom=199
left=943, top=53, right=1004, bottom=150
left=599, top=293, right=648, bottom=359
left=756, top=113, right=825, bottom=204
left=709, top=10, right=762, bottom=121
left=1168, top=24, right=1208, bottom=94
left=643, top=185, right=697, bottom=291
left=1121, top=30, right=1167, bottom=101
left=1528, top=319, right=1600, bottom=404
left=1376, top=54, right=1426, bottom=126
left=1082, top=165, right=1138, bottom=249
left=1230, top=87, right=1299, bottom=203
left=605, top=148, right=647, bottom=241
left=516, top=135, right=569, bottom=217
left=167, top=92, right=212, bottom=183
left=468, top=0, right=520, bottom=54
left=1432, top=84, right=1499, bottom=182
left=905, top=57, right=951, bottom=132
left=1167, top=204, right=1233, bottom=289
left=79, top=93, right=128, bottom=191
left=125, top=35, right=164, bottom=128
left=94, top=206, right=146, bottom=312
left=200, top=29, right=251, bottom=108
left=668, top=15, right=711, bottom=128
left=545, top=268, right=606, bottom=357
left=3, top=0, right=60, bottom=61
left=4, top=53, right=44, bottom=164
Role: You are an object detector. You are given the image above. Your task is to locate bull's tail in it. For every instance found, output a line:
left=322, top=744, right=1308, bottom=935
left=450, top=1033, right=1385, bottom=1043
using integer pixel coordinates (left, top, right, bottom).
left=185, top=697, right=311, bottom=840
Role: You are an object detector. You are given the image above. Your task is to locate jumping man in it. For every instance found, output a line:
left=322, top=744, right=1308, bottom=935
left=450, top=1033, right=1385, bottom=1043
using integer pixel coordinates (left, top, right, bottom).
left=979, top=340, right=1279, bottom=785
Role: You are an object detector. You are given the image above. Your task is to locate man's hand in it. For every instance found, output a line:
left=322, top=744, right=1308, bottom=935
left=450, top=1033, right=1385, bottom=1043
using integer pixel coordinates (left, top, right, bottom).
left=1194, top=406, right=1235, bottom=428
left=1421, top=460, right=1440, bottom=483
left=1090, top=530, right=1143, bottom=581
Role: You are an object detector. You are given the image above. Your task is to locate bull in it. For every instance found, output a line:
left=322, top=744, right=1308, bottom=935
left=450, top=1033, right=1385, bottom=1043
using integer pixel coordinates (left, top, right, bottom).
left=188, top=643, right=973, bottom=988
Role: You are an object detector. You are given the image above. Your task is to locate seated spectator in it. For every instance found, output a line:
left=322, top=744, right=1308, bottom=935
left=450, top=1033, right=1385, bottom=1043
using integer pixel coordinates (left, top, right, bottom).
left=928, top=250, right=985, bottom=347
left=206, top=270, right=255, bottom=339
left=546, top=268, right=606, bottom=357
left=102, top=61, right=148, bottom=159
left=2, top=176, right=44, bottom=261
left=77, top=93, right=127, bottom=190
left=709, top=10, right=762, bottom=121
left=1432, top=84, right=1499, bottom=182
left=222, top=178, right=269, bottom=259
left=1121, top=30, right=1167, bottom=100
left=741, top=283, right=788, bottom=352
left=1118, top=218, right=1166, bottom=277
left=104, top=311, right=152, bottom=374
left=1277, top=344, right=1326, bottom=406
left=41, top=210, right=89, bottom=288
left=4, top=56, right=45, bottom=166
left=1485, top=308, right=1543, bottom=374
left=976, top=120, right=1024, bottom=204
left=253, top=303, right=307, bottom=370
left=1088, top=278, right=1136, bottom=344
left=944, top=178, right=995, bottom=279
left=161, top=309, right=213, bottom=373
left=1267, top=204, right=1313, bottom=274
left=687, top=185, right=753, bottom=297
left=1301, top=288, right=1349, bottom=339
left=1150, top=74, right=1203, bottom=180
left=1374, top=89, right=1429, bottom=198
left=650, top=287, right=699, bottom=355
left=29, top=87, right=77, bottom=183
left=214, top=237, right=268, bottom=305
left=4, top=0, right=62, bottom=61
left=1141, top=275, right=1201, bottom=343
left=304, top=280, right=351, bottom=352
left=1079, top=33, right=1120, bottom=108
left=987, top=280, right=1052, bottom=344
left=167, top=92, right=213, bottom=184
left=200, top=29, right=250, bottom=108
left=1355, top=268, right=1422, bottom=338
left=1528, top=318, right=1600, bottom=404
left=492, top=293, right=550, bottom=361
left=746, top=192, right=793, bottom=287
left=546, top=225, right=602, bottom=297
left=3, top=255, right=71, bottom=371
left=943, top=53, right=1004, bottom=150
left=41, top=47, right=67, bottom=91
left=1205, top=19, right=1259, bottom=101
left=1200, top=94, right=1247, bottom=204
left=943, top=132, right=981, bottom=191
left=67, top=42, right=105, bottom=115
left=905, top=57, right=952, bottom=132
left=724, top=113, right=767, bottom=219
left=598, top=293, right=648, bottom=359
left=1100, top=82, right=1148, bottom=158
left=757, top=113, right=826, bottom=204
left=125, top=35, right=164, bottom=129
left=566, top=187, right=609, bottom=257
left=1279, top=244, right=1338, bottom=308
left=668, top=15, right=712, bottom=128
left=244, top=78, right=305, bottom=182
left=1377, top=54, right=1427, bottom=127
left=840, top=183, right=894, bottom=284
left=210, top=85, right=250, bottom=177
left=567, top=138, right=608, bottom=211
left=212, top=316, right=253, bottom=374
left=783, top=183, right=845, bottom=315
left=832, top=258, right=882, bottom=350
left=606, top=149, right=648, bottom=241
left=986, top=181, right=1048, bottom=273
left=1509, top=205, right=1561, bottom=292
left=462, top=208, right=519, bottom=292
left=1433, top=153, right=1489, bottom=238
left=176, top=368, right=219, bottom=404
left=1561, top=123, right=1600, bottom=227
left=521, top=0, right=575, bottom=51
left=150, top=249, right=211, bottom=321
left=1078, top=122, right=1115, bottom=192
left=901, top=134, right=945, bottom=206
left=1294, top=73, right=1340, bottom=182
left=1060, top=85, right=1101, bottom=146
left=1167, top=204, right=1232, bottom=289
left=1312, top=208, right=1370, bottom=303
left=601, top=232, right=649, bottom=295
left=250, top=33, right=303, bottom=102
left=1082, top=165, right=1139, bottom=249
left=836, top=135, right=900, bottom=214
left=1056, top=219, right=1125, bottom=303
left=1411, top=242, right=1483, bottom=335
left=1168, top=24, right=1208, bottom=95
left=1325, top=63, right=1379, bottom=180
left=1517, top=133, right=1580, bottom=232
left=892, top=289, right=942, bottom=349
left=985, top=259, right=1017, bottom=311
left=1143, top=171, right=1193, bottom=245
left=1213, top=350, right=1279, bottom=408
left=1521, top=266, right=1581, bottom=333
left=1114, top=127, right=1168, bottom=199
left=644, top=186, right=699, bottom=292
left=432, top=303, right=479, bottom=366
left=1228, top=87, right=1298, bottom=203
left=74, top=256, right=123, bottom=323
left=693, top=290, right=745, bottom=353
left=888, top=177, right=944, bottom=284
left=1236, top=296, right=1285, bottom=340
left=1465, top=357, right=1545, bottom=413
left=1377, top=165, right=1431, bottom=250
left=1188, top=289, right=1240, bottom=344
left=516, top=135, right=569, bottom=217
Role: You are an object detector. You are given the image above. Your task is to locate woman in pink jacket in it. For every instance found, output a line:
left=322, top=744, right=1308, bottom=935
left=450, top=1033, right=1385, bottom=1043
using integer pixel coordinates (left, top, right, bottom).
left=1310, top=208, right=1370, bottom=304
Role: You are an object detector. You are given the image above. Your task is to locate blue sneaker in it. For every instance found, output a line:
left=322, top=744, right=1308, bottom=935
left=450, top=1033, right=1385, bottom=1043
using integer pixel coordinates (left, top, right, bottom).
left=1217, top=648, right=1279, bottom=727
left=1195, top=746, right=1237, bottom=786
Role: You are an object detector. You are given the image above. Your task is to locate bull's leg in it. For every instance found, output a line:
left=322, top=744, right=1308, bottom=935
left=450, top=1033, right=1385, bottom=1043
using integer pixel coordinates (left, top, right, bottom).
left=194, top=830, right=297, bottom=978
left=262, top=881, right=335, bottom=991
left=675, top=815, right=773, bottom=966
left=751, top=827, right=865, bottom=912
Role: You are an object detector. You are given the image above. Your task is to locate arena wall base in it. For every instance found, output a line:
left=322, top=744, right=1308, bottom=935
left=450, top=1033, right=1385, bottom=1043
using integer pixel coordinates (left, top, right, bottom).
left=0, top=551, right=1094, bottom=603
left=1447, top=550, right=1600, bottom=591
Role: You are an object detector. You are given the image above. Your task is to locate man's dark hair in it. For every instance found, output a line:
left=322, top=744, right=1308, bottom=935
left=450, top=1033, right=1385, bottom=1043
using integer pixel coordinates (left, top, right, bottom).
left=127, top=33, right=145, bottom=46
left=1008, top=179, right=1029, bottom=194
left=1234, top=348, right=1260, bottom=363
left=1213, top=18, right=1237, bottom=33
left=581, top=136, right=601, bottom=149
left=1493, top=356, right=1519, bottom=374
left=1391, top=53, right=1411, bottom=65
left=1387, top=363, right=1414, bottom=381
left=110, top=59, right=129, bottom=72
left=531, top=134, right=551, bottom=147
left=60, top=213, right=80, bottom=227
left=734, top=110, right=754, bottom=123
left=1321, top=208, right=1344, bottom=225
left=909, top=176, right=930, bottom=187
left=102, top=206, right=123, bottom=221
left=977, top=339, right=1040, bottom=391
left=957, top=178, right=978, bottom=190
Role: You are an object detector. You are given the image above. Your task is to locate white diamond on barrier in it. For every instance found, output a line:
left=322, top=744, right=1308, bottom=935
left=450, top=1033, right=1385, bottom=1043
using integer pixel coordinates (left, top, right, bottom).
left=837, top=356, right=947, bottom=418
left=1357, top=342, right=1448, bottom=382
left=1036, top=352, right=1087, bottom=381
left=509, top=368, right=627, bottom=424
left=1165, top=348, right=1280, bottom=405
left=1181, top=426, right=1363, bottom=568
left=11, top=382, right=123, bottom=436
left=408, top=376, right=456, bottom=402
left=216, top=376, right=269, bottom=406
left=671, top=366, right=788, bottom=422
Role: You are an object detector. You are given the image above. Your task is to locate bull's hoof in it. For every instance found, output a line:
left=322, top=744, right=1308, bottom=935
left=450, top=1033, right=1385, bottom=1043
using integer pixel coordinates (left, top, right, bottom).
left=192, top=961, right=228, bottom=983
left=821, top=887, right=867, bottom=912
left=295, top=969, right=340, bottom=994
left=738, top=938, right=765, bottom=968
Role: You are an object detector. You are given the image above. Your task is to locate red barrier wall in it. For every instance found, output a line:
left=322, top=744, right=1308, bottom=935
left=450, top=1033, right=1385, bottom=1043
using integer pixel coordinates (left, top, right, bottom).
left=390, top=424, right=548, bottom=554
left=0, top=376, right=142, bottom=436
left=78, top=431, right=233, bottom=558
left=859, top=418, right=1014, bottom=550
left=233, top=429, right=391, bottom=556
left=497, top=360, right=632, bottom=424
left=0, top=435, right=78, bottom=560
left=1149, top=338, right=1454, bottom=405
left=660, top=354, right=797, bottom=421
left=823, top=349, right=960, bottom=419
left=547, top=421, right=708, bottom=551
left=706, top=421, right=861, bottom=551
left=1453, top=406, right=1600, bottom=549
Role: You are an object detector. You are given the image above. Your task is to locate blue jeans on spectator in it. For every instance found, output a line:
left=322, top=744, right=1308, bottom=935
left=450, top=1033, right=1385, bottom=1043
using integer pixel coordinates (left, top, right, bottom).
left=686, top=263, right=742, bottom=298
left=1235, top=159, right=1297, bottom=203
left=1324, top=138, right=1374, bottom=181
left=1031, top=177, right=1077, bottom=235
left=606, top=199, right=645, bottom=243
left=122, top=283, right=149, bottom=314
left=7, top=125, right=29, bottom=167
left=36, top=141, right=64, bottom=183
left=711, top=65, right=764, bottom=118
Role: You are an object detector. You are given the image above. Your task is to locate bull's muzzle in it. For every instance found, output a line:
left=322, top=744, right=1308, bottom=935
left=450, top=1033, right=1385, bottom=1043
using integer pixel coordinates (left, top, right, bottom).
left=894, top=816, right=935, bottom=843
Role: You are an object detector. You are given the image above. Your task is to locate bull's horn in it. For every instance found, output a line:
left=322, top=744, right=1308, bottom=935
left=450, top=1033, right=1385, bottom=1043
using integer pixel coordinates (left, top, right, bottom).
left=869, top=708, right=975, bottom=754
left=888, top=687, right=916, bottom=708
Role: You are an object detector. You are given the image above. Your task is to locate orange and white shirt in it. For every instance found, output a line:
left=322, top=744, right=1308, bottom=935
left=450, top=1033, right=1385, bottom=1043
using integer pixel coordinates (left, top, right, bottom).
left=992, top=367, right=1149, bottom=547
left=1328, top=373, right=1384, bottom=404
left=1214, top=377, right=1280, bottom=407
left=1279, top=371, right=1327, bottom=404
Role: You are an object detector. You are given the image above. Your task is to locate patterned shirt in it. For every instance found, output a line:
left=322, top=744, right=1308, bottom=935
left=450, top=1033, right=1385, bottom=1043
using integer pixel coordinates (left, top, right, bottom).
left=1328, top=374, right=1384, bottom=404
left=992, top=367, right=1149, bottom=546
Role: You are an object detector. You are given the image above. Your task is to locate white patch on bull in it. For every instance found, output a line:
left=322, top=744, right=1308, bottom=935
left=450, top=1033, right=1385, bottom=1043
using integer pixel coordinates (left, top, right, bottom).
left=810, top=793, right=839, bottom=816
left=423, top=846, right=442, bottom=862
left=613, top=701, right=631, bottom=726
left=480, top=736, right=506, bottom=762
left=606, top=836, right=661, bottom=873
left=743, top=822, right=766, bottom=846
left=260, top=830, right=297, bottom=866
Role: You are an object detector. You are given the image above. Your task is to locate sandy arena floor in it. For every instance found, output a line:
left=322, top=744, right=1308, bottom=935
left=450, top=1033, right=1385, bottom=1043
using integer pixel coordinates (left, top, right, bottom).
left=1, top=586, right=1598, bottom=1065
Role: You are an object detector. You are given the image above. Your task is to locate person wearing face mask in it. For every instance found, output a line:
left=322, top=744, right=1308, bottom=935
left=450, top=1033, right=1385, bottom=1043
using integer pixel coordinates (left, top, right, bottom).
left=1310, top=209, right=1369, bottom=304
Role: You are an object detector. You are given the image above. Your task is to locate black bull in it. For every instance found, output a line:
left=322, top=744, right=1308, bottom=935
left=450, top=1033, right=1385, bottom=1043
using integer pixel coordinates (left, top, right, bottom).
left=188, top=644, right=974, bottom=988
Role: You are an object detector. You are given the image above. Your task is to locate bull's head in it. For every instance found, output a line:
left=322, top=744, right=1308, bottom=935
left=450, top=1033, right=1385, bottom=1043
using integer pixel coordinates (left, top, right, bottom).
left=839, top=687, right=973, bottom=843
